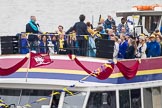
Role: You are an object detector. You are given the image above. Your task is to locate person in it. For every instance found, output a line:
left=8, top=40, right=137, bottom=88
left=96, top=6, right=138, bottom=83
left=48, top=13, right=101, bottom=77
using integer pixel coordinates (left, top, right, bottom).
left=58, top=34, right=67, bottom=54
left=66, top=14, right=90, bottom=36
left=125, top=38, right=136, bottom=59
left=147, top=34, right=161, bottom=57
left=136, top=36, right=147, bottom=58
left=160, top=26, right=162, bottom=35
left=66, top=14, right=90, bottom=56
left=20, top=34, right=29, bottom=54
left=55, top=25, right=65, bottom=35
left=26, top=16, right=40, bottom=33
left=39, top=35, right=49, bottom=53
left=51, top=35, right=58, bottom=54
left=86, top=22, right=94, bottom=35
left=103, top=15, right=116, bottom=29
left=110, top=36, right=119, bottom=58
left=118, top=17, right=129, bottom=34
left=98, top=17, right=105, bottom=27
left=118, top=34, right=128, bottom=59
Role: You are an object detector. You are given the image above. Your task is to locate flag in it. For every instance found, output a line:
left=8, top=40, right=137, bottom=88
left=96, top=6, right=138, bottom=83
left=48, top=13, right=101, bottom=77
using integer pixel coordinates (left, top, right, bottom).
left=30, top=52, right=53, bottom=68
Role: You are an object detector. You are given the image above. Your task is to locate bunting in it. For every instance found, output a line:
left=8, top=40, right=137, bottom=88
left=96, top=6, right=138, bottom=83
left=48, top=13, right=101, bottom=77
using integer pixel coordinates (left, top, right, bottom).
left=0, top=57, right=28, bottom=76
left=68, top=54, right=114, bottom=80
left=116, top=60, right=140, bottom=79
left=69, top=54, right=141, bottom=80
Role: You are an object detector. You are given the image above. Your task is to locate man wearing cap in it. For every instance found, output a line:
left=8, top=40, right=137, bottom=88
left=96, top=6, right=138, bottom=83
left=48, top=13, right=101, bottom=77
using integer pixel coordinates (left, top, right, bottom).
left=147, top=34, right=161, bottom=57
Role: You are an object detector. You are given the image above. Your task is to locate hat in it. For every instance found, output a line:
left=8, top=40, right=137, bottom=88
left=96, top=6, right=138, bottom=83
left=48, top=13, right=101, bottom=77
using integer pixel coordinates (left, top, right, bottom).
left=149, top=34, right=155, bottom=38
left=139, top=33, right=145, bottom=37
left=139, top=36, right=145, bottom=40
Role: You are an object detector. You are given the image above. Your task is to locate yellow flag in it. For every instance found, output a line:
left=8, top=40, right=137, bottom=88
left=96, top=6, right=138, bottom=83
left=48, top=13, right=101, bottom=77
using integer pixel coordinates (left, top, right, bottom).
left=51, top=92, right=60, bottom=96
left=63, top=88, right=74, bottom=96
left=24, top=104, right=32, bottom=107
left=36, top=98, right=47, bottom=102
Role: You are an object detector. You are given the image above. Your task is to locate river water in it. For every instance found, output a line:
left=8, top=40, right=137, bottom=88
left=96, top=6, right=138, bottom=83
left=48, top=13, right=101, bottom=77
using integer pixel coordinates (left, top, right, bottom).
left=0, top=0, right=162, bottom=35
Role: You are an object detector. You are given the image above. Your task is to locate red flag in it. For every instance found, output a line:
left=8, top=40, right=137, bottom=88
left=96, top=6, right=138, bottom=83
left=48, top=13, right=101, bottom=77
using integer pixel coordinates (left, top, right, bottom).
left=30, top=52, right=53, bottom=68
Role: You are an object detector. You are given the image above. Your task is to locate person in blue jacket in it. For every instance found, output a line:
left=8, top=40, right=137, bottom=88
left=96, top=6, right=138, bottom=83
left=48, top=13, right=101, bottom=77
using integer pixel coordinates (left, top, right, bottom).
left=118, top=34, right=128, bottom=59
left=20, top=34, right=29, bottom=54
left=147, top=34, right=161, bottom=57
left=103, top=15, right=116, bottom=29
left=160, top=26, right=162, bottom=34
left=39, top=35, right=49, bottom=54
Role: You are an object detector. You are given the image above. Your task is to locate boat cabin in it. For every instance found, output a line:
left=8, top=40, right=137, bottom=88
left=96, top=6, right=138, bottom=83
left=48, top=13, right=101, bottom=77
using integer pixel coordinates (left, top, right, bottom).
left=116, top=9, right=162, bottom=36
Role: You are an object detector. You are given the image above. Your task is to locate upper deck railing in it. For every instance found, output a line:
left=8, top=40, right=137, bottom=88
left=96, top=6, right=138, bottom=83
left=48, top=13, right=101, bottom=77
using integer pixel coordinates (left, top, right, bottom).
left=0, top=33, right=114, bottom=59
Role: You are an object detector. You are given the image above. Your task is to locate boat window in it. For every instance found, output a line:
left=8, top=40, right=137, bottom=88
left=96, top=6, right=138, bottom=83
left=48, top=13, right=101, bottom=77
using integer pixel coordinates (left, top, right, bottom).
left=62, top=91, right=87, bottom=108
left=144, top=87, right=162, bottom=108
left=0, top=88, right=21, bottom=106
left=144, top=16, right=161, bottom=33
left=143, top=88, right=153, bottom=108
left=150, top=16, right=160, bottom=32
left=86, top=91, right=116, bottom=108
left=119, top=89, right=141, bottom=108
left=50, top=93, right=60, bottom=108
left=19, top=89, right=52, bottom=108
left=119, top=90, right=130, bottom=108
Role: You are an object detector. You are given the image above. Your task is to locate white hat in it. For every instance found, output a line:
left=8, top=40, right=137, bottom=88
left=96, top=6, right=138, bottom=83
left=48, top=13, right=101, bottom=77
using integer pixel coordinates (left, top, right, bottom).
left=139, top=36, right=145, bottom=40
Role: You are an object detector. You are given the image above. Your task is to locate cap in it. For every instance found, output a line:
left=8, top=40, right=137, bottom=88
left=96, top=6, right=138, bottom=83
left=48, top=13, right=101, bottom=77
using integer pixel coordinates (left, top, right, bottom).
left=149, top=34, right=155, bottom=38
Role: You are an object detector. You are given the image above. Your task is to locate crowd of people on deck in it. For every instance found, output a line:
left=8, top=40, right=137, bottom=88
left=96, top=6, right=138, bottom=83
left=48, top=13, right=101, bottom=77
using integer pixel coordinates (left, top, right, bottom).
left=20, top=14, right=162, bottom=59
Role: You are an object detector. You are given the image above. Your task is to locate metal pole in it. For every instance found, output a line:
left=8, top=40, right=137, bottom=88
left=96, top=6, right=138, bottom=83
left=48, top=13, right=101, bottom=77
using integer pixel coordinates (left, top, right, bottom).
left=58, top=92, right=65, bottom=108
left=25, top=53, right=30, bottom=82
left=18, top=89, right=23, bottom=105
left=0, top=37, right=1, bottom=55
left=116, top=89, right=120, bottom=108
left=82, top=90, right=90, bottom=108
left=141, top=88, right=144, bottom=108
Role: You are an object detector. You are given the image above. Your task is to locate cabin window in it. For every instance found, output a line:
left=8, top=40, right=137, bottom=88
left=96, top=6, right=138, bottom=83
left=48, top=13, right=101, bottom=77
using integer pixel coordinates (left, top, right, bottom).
left=144, top=16, right=161, bottom=33
left=50, top=91, right=60, bottom=108
left=62, top=91, right=87, bottom=108
left=144, top=87, right=162, bottom=108
left=143, top=88, right=153, bottom=108
left=19, top=89, right=52, bottom=108
left=119, top=89, right=141, bottom=108
left=86, top=91, right=116, bottom=108
left=0, top=88, right=21, bottom=106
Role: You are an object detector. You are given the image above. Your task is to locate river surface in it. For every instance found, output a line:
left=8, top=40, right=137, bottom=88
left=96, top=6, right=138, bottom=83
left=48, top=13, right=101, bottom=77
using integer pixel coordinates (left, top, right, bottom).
left=0, top=0, right=162, bottom=35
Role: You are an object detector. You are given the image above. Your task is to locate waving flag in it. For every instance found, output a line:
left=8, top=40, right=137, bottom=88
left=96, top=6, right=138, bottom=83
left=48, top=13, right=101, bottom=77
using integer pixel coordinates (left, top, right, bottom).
left=29, top=52, right=53, bottom=68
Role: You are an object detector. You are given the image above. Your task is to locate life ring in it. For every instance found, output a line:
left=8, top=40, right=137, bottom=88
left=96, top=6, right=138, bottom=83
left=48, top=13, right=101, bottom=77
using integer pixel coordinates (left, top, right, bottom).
left=133, top=4, right=162, bottom=11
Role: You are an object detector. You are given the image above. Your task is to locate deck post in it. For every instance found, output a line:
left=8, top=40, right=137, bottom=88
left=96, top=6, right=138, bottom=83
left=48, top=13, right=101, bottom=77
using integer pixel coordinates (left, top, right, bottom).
left=58, top=91, right=65, bottom=108
left=116, top=89, right=120, bottom=108
left=82, top=90, right=90, bottom=108
left=141, top=87, right=144, bottom=108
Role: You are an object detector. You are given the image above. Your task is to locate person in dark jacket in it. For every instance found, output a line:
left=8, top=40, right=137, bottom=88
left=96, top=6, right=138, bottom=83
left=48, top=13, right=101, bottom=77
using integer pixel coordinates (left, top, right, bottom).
left=39, top=35, right=49, bottom=53
left=66, top=14, right=90, bottom=36
left=26, top=16, right=40, bottom=33
left=66, top=14, right=90, bottom=56
left=125, top=38, right=136, bottom=59
left=103, top=15, right=116, bottom=29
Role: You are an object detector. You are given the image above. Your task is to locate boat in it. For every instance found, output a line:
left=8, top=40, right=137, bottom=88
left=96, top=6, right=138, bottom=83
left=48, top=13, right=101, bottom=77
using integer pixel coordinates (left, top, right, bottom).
left=0, top=6, right=162, bottom=108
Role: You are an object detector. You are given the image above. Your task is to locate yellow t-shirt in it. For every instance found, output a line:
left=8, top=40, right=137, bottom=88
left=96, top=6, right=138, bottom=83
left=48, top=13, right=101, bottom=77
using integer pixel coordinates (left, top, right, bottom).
left=59, top=39, right=64, bottom=49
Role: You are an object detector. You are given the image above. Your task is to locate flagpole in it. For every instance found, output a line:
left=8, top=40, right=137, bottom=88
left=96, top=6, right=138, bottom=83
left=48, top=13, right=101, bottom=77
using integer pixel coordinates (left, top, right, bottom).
left=25, top=53, right=31, bottom=82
